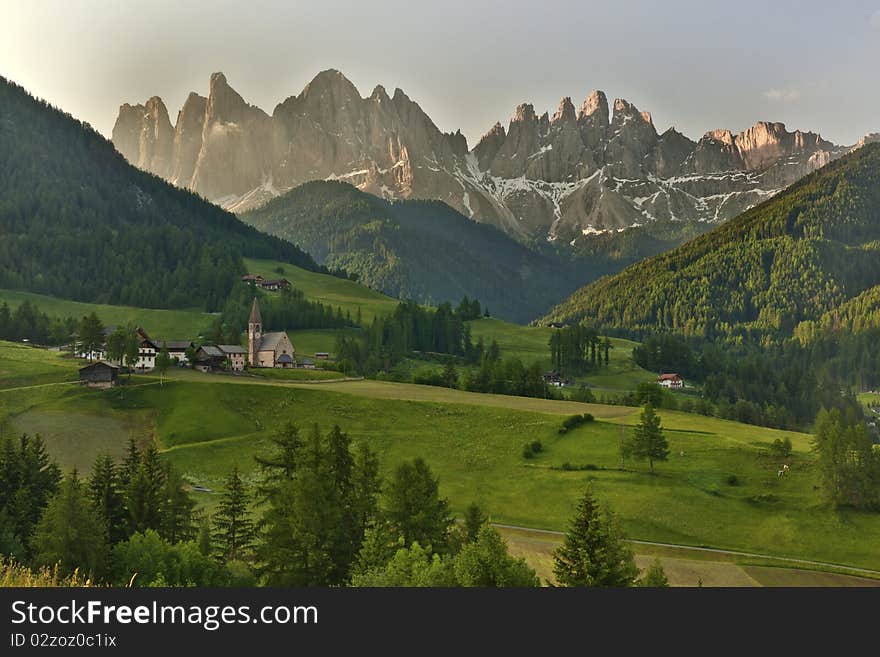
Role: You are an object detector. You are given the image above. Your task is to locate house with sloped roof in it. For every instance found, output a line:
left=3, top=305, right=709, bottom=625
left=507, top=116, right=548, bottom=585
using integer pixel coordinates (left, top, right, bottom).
left=247, top=298, right=296, bottom=368
left=657, top=373, right=684, bottom=389
left=218, top=344, right=247, bottom=371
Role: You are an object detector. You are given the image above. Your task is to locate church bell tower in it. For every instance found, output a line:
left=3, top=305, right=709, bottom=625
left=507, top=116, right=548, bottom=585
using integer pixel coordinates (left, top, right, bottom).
left=248, top=297, right=262, bottom=367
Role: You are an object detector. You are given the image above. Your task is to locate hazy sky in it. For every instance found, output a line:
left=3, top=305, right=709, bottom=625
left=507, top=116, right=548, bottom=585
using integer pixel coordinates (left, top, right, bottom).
left=2, top=1, right=879, bottom=147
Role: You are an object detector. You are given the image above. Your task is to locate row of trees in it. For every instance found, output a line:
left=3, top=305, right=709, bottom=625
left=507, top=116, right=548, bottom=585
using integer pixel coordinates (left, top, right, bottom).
left=0, top=301, right=76, bottom=345
left=549, top=325, right=613, bottom=375
left=336, top=300, right=484, bottom=376
left=0, top=434, right=223, bottom=584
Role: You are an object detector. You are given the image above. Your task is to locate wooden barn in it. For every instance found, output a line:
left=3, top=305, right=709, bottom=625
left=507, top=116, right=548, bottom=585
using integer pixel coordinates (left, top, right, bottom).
left=79, top=361, right=119, bottom=388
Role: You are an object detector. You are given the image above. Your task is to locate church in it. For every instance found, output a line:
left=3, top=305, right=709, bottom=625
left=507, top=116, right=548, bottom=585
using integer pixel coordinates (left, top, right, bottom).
left=248, top=298, right=296, bottom=368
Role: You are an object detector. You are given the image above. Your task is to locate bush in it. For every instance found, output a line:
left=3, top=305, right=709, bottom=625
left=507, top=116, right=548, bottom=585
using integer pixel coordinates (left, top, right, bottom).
left=769, top=437, right=793, bottom=458
left=523, top=441, right=543, bottom=459
left=725, top=474, right=740, bottom=486
left=559, top=413, right=595, bottom=434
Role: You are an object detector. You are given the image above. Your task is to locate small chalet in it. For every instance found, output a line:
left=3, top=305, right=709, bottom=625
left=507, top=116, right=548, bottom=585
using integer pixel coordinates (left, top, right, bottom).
left=315, top=352, right=330, bottom=361
left=260, top=278, right=291, bottom=292
left=79, top=361, right=119, bottom=388
left=241, top=274, right=265, bottom=285
left=542, top=371, right=570, bottom=387
left=218, top=344, right=247, bottom=372
left=158, top=340, right=194, bottom=364
left=194, top=345, right=225, bottom=372
left=299, top=357, right=316, bottom=370
left=134, top=328, right=158, bottom=371
left=657, top=373, right=684, bottom=389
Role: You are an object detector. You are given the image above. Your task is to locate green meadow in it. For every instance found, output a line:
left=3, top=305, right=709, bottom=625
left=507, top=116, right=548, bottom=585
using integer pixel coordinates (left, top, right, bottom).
left=0, top=289, right=213, bottom=339
left=469, top=317, right=655, bottom=391
left=3, top=342, right=879, bottom=573
left=243, top=258, right=399, bottom=324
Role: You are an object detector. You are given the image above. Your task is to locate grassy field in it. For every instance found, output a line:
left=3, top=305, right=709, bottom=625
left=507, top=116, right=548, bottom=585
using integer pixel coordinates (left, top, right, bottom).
left=0, top=341, right=80, bottom=389
left=497, top=527, right=880, bottom=586
left=4, top=342, right=880, bottom=579
left=0, top=289, right=213, bottom=339
left=469, top=317, right=655, bottom=392
left=244, top=258, right=399, bottom=324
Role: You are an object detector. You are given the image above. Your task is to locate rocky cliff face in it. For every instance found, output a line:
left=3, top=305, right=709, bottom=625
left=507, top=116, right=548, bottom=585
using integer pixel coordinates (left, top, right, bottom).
left=112, top=70, right=865, bottom=245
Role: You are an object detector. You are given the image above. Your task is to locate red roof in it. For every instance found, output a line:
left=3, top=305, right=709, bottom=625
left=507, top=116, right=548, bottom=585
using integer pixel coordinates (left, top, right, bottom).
left=657, top=373, right=682, bottom=381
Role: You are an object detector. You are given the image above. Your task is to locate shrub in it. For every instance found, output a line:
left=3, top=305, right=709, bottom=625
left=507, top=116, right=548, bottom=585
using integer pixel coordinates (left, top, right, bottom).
left=522, top=444, right=534, bottom=459
left=530, top=440, right=543, bottom=454
left=725, top=474, right=740, bottom=486
left=559, top=413, right=595, bottom=434
left=769, top=437, right=793, bottom=458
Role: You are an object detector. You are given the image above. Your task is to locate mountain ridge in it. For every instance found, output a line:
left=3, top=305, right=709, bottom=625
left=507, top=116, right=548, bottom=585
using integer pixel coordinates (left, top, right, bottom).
left=240, top=180, right=603, bottom=323
left=112, top=70, right=873, bottom=244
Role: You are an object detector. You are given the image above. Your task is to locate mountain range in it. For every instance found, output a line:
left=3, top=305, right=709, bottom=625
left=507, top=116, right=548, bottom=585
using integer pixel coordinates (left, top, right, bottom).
left=112, top=69, right=875, bottom=245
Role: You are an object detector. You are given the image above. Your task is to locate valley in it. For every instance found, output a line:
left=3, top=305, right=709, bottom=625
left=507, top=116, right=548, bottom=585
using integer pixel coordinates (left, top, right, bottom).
left=4, top=342, right=880, bottom=581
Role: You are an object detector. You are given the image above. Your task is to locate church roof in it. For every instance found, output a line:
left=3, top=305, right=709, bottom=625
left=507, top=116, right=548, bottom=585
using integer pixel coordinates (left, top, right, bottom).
left=249, top=297, right=262, bottom=325
left=258, top=331, right=290, bottom=353
left=276, top=353, right=295, bottom=364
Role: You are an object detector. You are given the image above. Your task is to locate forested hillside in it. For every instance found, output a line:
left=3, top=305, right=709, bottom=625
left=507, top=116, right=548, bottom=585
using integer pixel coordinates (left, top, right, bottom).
left=241, top=181, right=600, bottom=323
left=543, top=143, right=880, bottom=339
left=0, top=77, right=319, bottom=312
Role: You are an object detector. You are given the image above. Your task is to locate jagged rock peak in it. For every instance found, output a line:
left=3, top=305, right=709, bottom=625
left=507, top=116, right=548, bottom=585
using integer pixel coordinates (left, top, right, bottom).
left=579, top=90, right=609, bottom=122
left=370, top=84, right=390, bottom=102
left=512, top=103, right=536, bottom=123
left=611, top=97, right=652, bottom=125
left=704, top=128, right=735, bottom=145
left=552, top=96, right=577, bottom=123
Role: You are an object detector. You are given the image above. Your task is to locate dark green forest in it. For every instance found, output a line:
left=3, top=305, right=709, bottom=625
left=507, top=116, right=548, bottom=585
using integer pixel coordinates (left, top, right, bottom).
left=240, top=180, right=602, bottom=323
left=0, top=77, right=320, bottom=312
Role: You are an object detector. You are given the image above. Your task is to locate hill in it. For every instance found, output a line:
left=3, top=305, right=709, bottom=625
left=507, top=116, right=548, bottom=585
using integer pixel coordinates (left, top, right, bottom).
left=0, top=76, right=318, bottom=312
left=543, top=143, right=880, bottom=338
left=240, top=180, right=597, bottom=323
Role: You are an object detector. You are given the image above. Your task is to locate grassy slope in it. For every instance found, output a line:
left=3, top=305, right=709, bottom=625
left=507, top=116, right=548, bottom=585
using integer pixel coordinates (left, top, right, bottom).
left=469, top=317, right=655, bottom=391
left=4, top=344, right=879, bottom=572
left=0, top=341, right=80, bottom=389
left=243, top=257, right=399, bottom=325
left=0, top=289, right=213, bottom=339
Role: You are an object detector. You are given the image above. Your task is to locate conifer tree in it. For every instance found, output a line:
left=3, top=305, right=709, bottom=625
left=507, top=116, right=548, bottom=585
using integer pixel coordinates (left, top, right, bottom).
left=623, top=402, right=669, bottom=474
left=159, top=465, right=197, bottom=544
left=552, top=486, right=638, bottom=587
left=385, top=458, right=452, bottom=552
left=88, top=453, right=127, bottom=545
left=32, top=470, right=108, bottom=579
left=212, top=466, right=256, bottom=561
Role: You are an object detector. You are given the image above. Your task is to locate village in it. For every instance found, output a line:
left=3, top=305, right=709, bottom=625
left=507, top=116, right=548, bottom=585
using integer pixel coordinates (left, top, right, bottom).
left=77, top=297, right=330, bottom=388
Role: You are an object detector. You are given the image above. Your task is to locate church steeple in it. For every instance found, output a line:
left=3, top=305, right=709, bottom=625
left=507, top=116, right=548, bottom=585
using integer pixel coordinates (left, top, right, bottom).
left=248, top=297, right=262, bottom=367
left=249, top=297, right=262, bottom=325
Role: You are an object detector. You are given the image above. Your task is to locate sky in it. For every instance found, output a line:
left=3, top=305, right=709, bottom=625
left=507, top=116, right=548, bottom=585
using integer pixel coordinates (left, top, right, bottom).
left=2, top=0, right=879, bottom=147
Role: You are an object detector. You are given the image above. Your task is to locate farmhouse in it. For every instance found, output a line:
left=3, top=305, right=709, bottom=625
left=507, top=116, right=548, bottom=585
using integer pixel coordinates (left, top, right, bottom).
left=657, top=373, right=684, bottom=389
left=260, top=278, right=291, bottom=292
left=157, top=340, right=194, bottom=364
left=218, top=344, right=247, bottom=371
left=247, top=298, right=296, bottom=368
left=78, top=361, right=118, bottom=388
left=134, top=328, right=158, bottom=371
left=194, top=345, right=225, bottom=372
left=241, top=274, right=264, bottom=284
